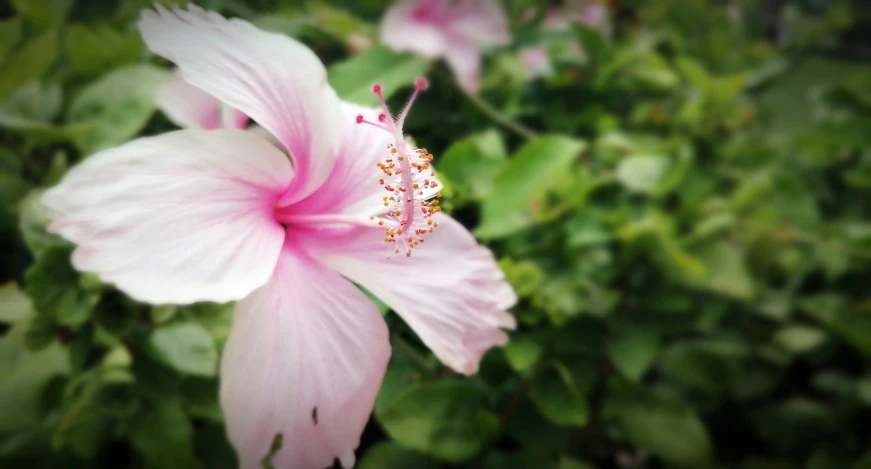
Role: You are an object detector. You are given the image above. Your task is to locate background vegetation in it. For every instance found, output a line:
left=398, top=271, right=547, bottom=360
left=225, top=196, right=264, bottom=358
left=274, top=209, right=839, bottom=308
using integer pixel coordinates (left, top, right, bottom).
left=1, top=0, right=870, bottom=468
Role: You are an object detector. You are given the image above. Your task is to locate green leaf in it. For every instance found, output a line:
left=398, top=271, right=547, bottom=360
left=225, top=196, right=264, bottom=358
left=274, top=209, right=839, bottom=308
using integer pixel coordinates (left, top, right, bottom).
left=377, top=381, right=497, bottom=462
left=558, top=456, right=595, bottom=469
left=92, top=292, right=139, bottom=338
left=0, top=322, right=69, bottom=434
left=0, top=17, right=22, bottom=58
left=18, top=188, right=68, bottom=255
left=856, top=451, right=871, bottom=469
left=681, top=241, right=754, bottom=301
left=66, top=24, right=144, bottom=77
left=674, top=57, right=712, bottom=90
left=67, top=64, right=170, bottom=155
left=750, top=398, right=832, bottom=455
left=129, top=397, right=202, bottom=469
left=151, top=305, right=178, bottom=325
left=802, top=294, right=871, bottom=357
left=0, top=30, right=59, bottom=96
left=615, top=155, right=671, bottom=195
left=0, top=282, right=33, bottom=323
left=0, top=109, right=93, bottom=141
left=374, top=345, right=431, bottom=416
left=0, top=82, right=61, bottom=122
left=608, top=328, right=660, bottom=381
left=438, top=130, right=507, bottom=200
left=328, top=45, right=429, bottom=106
left=528, top=363, right=587, bottom=427
left=11, top=0, right=71, bottom=29
left=183, top=302, right=234, bottom=342
left=146, top=322, right=218, bottom=377
left=477, top=136, right=586, bottom=239
left=24, top=246, right=93, bottom=328
left=180, top=378, right=222, bottom=422
left=358, top=442, right=439, bottom=469
left=499, top=258, right=544, bottom=299
left=611, top=391, right=713, bottom=468
left=0, top=82, right=78, bottom=141
left=194, top=422, right=238, bottom=469
left=504, top=333, right=544, bottom=373
left=773, top=325, right=827, bottom=355
left=565, top=209, right=612, bottom=247
left=659, top=339, right=752, bottom=394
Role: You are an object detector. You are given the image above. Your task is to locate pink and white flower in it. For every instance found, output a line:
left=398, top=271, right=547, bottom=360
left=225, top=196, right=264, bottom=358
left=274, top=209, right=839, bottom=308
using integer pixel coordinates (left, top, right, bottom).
left=380, top=0, right=511, bottom=94
left=520, top=1, right=609, bottom=80
left=43, top=5, right=516, bottom=469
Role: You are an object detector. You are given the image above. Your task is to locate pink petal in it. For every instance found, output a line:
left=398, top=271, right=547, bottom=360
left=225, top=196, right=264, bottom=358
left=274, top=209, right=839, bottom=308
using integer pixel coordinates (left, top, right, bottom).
left=220, top=245, right=390, bottom=469
left=155, top=71, right=224, bottom=129
left=449, top=0, right=511, bottom=46
left=304, top=214, right=517, bottom=375
left=381, top=1, right=450, bottom=59
left=43, top=129, right=292, bottom=305
left=444, top=40, right=482, bottom=94
left=288, top=102, right=393, bottom=217
left=155, top=70, right=248, bottom=130
left=139, top=5, right=342, bottom=204
left=381, top=0, right=510, bottom=57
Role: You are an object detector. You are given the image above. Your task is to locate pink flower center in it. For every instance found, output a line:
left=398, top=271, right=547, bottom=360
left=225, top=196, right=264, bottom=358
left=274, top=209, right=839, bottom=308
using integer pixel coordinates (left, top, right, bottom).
left=410, top=0, right=472, bottom=25
left=356, top=79, right=442, bottom=258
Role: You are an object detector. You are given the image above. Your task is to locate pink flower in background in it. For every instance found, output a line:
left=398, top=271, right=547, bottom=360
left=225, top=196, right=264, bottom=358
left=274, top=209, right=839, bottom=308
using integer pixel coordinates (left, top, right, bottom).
left=543, top=1, right=608, bottom=31
left=518, top=46, right=552, bottom=80
left=521, top=1, right=609, bottom=80
left=43, top=5, right=515, bottom=469
left=381, top=0, right=510, bottom=94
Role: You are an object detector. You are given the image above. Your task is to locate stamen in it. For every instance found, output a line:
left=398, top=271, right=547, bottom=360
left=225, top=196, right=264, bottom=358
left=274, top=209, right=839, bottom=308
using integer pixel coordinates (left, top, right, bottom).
left=355, top=79, right=441, bottom=259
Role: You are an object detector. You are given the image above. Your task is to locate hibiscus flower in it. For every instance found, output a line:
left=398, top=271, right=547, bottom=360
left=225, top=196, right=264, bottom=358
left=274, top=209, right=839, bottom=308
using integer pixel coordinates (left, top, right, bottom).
left=380, top=0, right=511, bottom=94
left=43, top=5, right=516, bottom=469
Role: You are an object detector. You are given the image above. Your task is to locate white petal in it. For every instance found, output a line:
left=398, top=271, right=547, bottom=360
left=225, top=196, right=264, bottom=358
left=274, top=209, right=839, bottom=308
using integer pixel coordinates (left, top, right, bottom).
left=155, top=70, right=224, bottom=129
left=220, top=246, right=390, bottom=469
left=305, top=214, right=517, bottom=375
left=140, top=5, right=342, bottom=204
left=444, top=40, right=483, bottom=94
left=43, top=129, right=292, bottom=304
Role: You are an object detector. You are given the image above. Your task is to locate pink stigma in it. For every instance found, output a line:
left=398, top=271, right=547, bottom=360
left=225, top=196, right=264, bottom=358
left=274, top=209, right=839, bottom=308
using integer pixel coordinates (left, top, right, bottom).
left=353, top=78, right=430, bottom=136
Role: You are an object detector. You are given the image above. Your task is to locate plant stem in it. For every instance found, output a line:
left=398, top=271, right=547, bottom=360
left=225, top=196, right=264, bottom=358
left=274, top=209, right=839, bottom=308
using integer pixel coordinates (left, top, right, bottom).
left=463, top=90, right=538, bottom=140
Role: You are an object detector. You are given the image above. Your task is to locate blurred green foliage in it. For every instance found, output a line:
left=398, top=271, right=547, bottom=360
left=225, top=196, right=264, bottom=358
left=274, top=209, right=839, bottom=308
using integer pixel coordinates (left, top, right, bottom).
left=1, top=0, right=870, bottom=468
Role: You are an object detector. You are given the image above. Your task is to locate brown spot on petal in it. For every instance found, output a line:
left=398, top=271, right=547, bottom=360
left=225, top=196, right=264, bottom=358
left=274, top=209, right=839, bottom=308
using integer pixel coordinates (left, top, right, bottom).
left=312, top=406, right=318, bottom=425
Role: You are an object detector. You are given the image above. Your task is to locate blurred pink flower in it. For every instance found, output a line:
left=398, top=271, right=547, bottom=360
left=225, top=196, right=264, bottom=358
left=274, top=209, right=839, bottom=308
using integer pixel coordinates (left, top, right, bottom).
left=380, top=0, right=510, bottom=94
left=518, top=46, right=552, bottom=79
left=43, top=5, right=516, bottom=469
left=520, top=1, right=608, bottom=80
left=543, top=1, right=608, bottom=31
